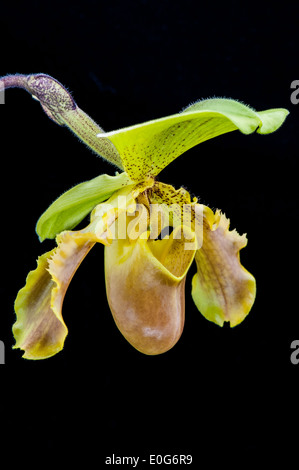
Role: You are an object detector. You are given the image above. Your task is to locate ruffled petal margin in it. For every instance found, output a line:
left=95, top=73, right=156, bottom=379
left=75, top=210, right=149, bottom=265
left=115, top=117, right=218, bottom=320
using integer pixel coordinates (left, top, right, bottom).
left=13, top=232, right=99, bottom=359
left=191, top=206, right=256, bottom=327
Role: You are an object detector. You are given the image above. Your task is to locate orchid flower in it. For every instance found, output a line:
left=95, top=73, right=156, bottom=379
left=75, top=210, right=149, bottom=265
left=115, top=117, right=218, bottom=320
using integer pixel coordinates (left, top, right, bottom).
left=1, top=74, right=288, bottom=359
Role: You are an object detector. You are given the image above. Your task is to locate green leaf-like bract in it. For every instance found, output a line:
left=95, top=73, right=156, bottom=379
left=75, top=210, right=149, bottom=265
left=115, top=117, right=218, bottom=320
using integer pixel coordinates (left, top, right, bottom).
left=36, top=172, right=133, bottom=241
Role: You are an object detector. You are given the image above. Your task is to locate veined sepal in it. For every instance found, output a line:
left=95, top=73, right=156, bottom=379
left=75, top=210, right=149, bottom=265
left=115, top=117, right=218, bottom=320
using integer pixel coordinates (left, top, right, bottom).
left=191, top=206, right=256, bottom=327
left=98, top=98, right=289, bottom=181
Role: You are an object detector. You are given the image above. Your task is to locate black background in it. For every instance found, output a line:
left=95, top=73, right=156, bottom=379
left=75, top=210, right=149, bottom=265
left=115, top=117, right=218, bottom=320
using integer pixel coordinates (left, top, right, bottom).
left=1, top=0, right=298, bottom=464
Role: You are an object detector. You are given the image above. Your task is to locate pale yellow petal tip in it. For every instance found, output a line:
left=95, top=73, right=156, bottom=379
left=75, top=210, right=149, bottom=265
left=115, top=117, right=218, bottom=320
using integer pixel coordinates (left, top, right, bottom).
left=257, top=108, right=289, bottom=134
left=191, top=272, right=256, bottom=328
left=211, top=210, right=248, bottom=250
left=13, top=286, right=68, bottom=360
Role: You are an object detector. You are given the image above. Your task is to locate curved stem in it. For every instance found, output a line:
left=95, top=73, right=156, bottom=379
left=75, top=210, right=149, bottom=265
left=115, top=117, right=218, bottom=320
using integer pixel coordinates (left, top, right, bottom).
left=0, top=74, right=29, bottom=90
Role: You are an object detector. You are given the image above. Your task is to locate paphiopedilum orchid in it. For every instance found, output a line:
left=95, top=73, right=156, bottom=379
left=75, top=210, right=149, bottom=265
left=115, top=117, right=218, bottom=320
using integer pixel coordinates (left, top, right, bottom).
left=1, top=74, right=288, bottom=359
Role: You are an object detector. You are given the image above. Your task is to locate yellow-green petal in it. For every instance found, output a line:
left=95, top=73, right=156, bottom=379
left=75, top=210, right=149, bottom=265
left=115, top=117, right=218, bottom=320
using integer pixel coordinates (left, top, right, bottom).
left=36, top=172, right=133, bottom=241
left=98, top=98, right=289, bottom=181
left=191, top=206, right=256, bottom=327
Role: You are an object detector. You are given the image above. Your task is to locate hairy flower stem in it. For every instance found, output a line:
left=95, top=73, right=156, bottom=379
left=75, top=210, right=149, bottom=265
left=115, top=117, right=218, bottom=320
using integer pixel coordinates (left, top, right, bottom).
left=0, top=74, right=29, bottom=89
left=0, top=73, right=123, bottom=169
